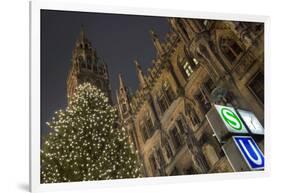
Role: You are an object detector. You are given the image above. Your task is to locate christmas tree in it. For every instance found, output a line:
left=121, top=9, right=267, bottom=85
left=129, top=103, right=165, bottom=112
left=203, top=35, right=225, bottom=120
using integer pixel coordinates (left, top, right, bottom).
left=41, top=83, right=142, bottom=183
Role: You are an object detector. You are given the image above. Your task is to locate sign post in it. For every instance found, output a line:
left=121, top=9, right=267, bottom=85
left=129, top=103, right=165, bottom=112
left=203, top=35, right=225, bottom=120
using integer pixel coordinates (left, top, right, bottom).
left=206, top=104, right=264, bottom=172
left=206, top=105, right=248, bottom=143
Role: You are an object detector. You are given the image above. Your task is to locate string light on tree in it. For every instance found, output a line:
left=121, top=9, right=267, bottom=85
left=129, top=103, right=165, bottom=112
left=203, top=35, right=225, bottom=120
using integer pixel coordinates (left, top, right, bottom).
left=41, top=83, right=142, bottom=183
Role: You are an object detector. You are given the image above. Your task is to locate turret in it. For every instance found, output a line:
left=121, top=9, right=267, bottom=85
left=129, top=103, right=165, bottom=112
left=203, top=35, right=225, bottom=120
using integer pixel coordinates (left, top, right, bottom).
left=135, top=60, right=147, bottom=89
left=150, top=30, right=164, bottom=57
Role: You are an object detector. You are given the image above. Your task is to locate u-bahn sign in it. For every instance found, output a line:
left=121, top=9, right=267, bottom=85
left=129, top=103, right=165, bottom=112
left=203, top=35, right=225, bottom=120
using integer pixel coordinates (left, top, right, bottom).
left=206, top=105, right=248, bottom=142
left=206, top=104, right=264, bottom=171
left=233, top=136, right=264, bottom=170
left=222, top=136, right=264, bottom=171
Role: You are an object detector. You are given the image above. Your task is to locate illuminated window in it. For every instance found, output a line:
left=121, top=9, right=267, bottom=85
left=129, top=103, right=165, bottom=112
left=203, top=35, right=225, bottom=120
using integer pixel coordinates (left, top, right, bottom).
left=178, top=59, right=194, bottom=79
left=193, top=58, right=199, bottom=65
left=183, top=62, right=193, bottom=77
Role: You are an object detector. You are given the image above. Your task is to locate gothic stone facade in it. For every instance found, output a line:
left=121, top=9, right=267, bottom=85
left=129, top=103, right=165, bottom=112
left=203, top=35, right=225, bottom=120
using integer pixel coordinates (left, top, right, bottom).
left=67, top=18, right=264, bottom=177
left=116, top=18, right=264, bottom=176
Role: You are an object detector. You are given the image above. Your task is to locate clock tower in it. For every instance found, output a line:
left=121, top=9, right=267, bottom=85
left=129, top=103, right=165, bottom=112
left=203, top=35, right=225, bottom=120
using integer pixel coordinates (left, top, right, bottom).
left=67, top=28, right=112, bottom=103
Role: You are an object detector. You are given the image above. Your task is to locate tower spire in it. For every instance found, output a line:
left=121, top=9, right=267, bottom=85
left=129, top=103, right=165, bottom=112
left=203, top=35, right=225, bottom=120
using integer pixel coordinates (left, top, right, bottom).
left=67, top=27, right=112, bottom=104
left=150, top=30, right=164, bottom=56
left=134, top=60, right=147, bottom=89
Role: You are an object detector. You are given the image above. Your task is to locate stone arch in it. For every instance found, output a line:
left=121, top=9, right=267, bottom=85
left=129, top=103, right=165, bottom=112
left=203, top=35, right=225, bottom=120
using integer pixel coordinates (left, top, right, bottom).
left=214, top=30, right=245, bottom=67
left=189, top=37, right=221, bottom=81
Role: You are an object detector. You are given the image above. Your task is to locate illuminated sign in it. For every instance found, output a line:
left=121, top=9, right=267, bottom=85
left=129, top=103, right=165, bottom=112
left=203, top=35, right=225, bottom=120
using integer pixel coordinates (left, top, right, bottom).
left=233, top=136, right=264, bottom=170
left=214, top=105, right=248, bottom=134
left=237, top=109, right=264, bottom=135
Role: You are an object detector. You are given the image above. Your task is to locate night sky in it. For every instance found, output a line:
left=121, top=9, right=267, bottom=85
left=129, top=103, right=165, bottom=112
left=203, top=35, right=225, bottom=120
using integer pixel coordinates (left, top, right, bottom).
left=41, top=10, right=170, bottom=137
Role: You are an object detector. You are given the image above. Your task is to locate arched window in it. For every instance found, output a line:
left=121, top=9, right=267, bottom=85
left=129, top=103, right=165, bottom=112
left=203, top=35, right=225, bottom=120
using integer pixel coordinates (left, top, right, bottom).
left=170, top=127, right=182, bottom=151
left=145, top=112, right=154, bottom=134
left=140, top=112, right=155, bottom=143
left=176, top=119, right=186, bottom=134
left=193, top=58, right=199, bottom=65
left=183, top=61, right=193, bottom=77
left=221, top=38, right=243, bottom=63
left=163, top=139, right=173, bottom=159
left=157, top=81, right=175, bottom=114
left=177, top=56, right=194, bottom=79
left=158, top=91, right=169, bottom=113
left=140, top=122, right=149, bottom=143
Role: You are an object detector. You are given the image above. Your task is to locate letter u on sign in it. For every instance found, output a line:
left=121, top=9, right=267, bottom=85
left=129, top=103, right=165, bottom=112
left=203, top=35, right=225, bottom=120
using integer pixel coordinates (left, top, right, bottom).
left=233, top=136, right=264, bottom=170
